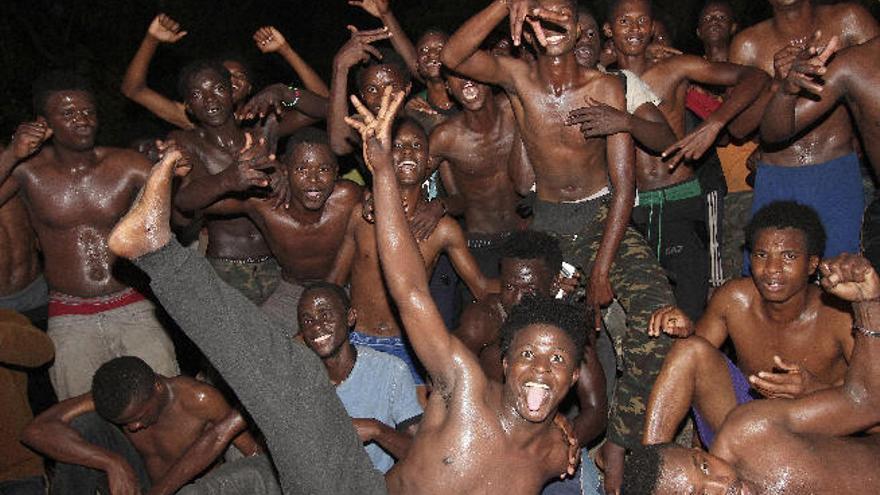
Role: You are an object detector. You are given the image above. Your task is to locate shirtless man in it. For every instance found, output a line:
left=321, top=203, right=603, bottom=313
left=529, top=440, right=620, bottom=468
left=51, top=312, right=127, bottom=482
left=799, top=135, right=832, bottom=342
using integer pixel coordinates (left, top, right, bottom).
left=336, top=115, right=497, bottom=394
left=730, top=0, right=879, bottom=267
left=22, top=356, right=265, bottom=495
left=171, top=60, right=283, bottom=305
left=190, top=128, right=362, bottom=334
left=429, top=73, right=521, bottom=280
left=442, top=1, right=678, bottom=484
left=0, top=196, right=45, bottom=323
left=644, top=201, right=853, bottom=448
left=349, top=87, right=581, bottom=494
left=602, top=0, right=768, bottom=321
left=0, top=72, right=178, bottom=400
left=624, top=252, right=880, bottom=495
left=761, top=36, right=880, bottom=272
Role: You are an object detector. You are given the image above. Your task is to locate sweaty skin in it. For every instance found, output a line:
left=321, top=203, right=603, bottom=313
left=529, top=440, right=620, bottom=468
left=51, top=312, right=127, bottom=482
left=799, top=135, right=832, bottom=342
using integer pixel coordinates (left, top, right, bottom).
left=730, top=0, right=879, bottom=166
left=22, top=376, right=259, bottom=495
left=430, top=76, right=521, bottom=235
left=349, top=89, right=579, bottom=494
left=650, top=254, right=880, bottom=495
left=608, top=0, right=768, bottom=191
left=0, top=195, right=40, bottom=296
left=644, top=227, right=853, bottom=444
left=204, top=142, right=363, bottom=285
left=0, top=92, right=152, bottom=297
left=341, top=120, right=497, bottom=337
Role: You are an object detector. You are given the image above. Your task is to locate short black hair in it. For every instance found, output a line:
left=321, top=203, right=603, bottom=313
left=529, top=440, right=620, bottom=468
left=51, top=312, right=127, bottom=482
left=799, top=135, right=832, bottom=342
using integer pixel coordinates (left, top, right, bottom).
left=608, top=0, right=654, bottom=19
left=281, top=127, right=335, bottom=164
left=32, top=70, right=93, bottom=116
left=501, top=230, right=564, bottom=274
left=417, top=28, right=449, bottom=46
left=177, top=59, right=231, bottom=100
left=354, top=47, right=413, bottom=92
left=92, top=356, right=156, bottom=422
left=621, top=443, right=672, bottom=495
left=393, top=116, right=428, bottom=140
left=699, top=0, right=735, bottom=19
left=499, top=296, right=588, bottom=366
left=745, top=201, right=826, bottom=257
left=301, top=282, right=351, bottom=312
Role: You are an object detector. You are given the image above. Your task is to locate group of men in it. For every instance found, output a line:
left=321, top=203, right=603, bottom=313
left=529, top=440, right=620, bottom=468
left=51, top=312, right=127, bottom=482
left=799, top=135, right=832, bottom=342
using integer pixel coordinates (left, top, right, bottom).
left=2, top=0, right=880, bottom=494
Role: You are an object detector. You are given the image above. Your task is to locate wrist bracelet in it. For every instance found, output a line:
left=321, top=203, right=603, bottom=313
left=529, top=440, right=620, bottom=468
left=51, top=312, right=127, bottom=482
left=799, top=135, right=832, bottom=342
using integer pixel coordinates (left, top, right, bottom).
left=853, top=325, right=880, bottom=338
left=281, top=86, right=301, bottom=109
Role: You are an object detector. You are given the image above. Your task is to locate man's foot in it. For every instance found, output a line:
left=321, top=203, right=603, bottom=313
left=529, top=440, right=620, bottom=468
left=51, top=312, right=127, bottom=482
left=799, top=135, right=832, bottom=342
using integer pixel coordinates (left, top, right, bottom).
left=108, top=148, right=189, bottom=259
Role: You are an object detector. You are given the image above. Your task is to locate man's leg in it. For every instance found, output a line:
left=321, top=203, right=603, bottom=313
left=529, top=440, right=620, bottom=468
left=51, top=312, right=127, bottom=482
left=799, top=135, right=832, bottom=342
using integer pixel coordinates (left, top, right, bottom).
left=643, top=338, right=738, bottom=445
left=112, top=299, right=180, bottom=377
left=49, top=412, right=151, bottom=495
left=47, top=314, right=114, bottom=400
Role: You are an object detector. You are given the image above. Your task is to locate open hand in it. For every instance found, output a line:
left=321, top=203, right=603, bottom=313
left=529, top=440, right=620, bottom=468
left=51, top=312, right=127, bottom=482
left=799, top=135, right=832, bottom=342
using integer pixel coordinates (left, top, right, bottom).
left=348, top=0, right=390, bottom=18
left=781, top=34, right=840, bottom=95
left=334, top=26, right=392, bottom=69
left=344, top=86, right=406, bottom=174
left=508, top=0, right=571, bottom=47
left=749, top=355, right=820, bottom=399
left=566, top=97, right=631, bottom=138
left=253, top=26, right=288, bottom=54
left=224, top=133, right=276, bottom=191
left=662, top=117, right=724, bottom=169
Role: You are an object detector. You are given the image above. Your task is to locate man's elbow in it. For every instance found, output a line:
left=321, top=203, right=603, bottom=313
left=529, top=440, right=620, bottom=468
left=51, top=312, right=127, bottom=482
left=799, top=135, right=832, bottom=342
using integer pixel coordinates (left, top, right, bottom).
left=440, top=47, right=462, bottom=71
left=120, top=81, right=144, bottom=100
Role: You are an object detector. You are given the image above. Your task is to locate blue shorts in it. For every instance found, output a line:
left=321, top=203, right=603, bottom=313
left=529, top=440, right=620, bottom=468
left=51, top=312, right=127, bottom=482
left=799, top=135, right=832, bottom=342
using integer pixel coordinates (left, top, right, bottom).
left=692, top=355, right=754, bottom=448
left=349, top=330, right=425, bottom=385
left=744, top=153, right=863, bottom=275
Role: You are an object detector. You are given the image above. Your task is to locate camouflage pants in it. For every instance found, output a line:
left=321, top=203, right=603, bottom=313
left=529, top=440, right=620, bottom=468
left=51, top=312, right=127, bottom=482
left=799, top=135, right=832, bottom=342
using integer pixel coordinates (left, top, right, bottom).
left=207, top=257, right=281, bottom=306
left=721, top=191, right=752, bottom=283
left=532, top=196, right=675, bottom=449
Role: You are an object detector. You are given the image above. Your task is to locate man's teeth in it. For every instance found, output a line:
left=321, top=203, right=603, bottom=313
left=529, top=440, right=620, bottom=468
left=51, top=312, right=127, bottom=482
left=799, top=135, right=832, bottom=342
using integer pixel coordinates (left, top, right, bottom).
left=399, top=160, right=417, bottom=168
left=314, top=334, right=332, bottom=343
left=546, top=34, right=564, bottom=43
left=525, top=381, right=549, bottom=389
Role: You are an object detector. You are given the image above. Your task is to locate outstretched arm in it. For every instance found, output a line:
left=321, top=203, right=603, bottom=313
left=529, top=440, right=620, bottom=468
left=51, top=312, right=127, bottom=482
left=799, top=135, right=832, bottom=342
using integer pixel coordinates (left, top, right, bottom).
left=345, top=88, right=471, bottom=390
left=121, top=14, right=192, bottom=129
left=350, top=0, right=420, bottom=80
left=254, top=26, right=330, bottom=97
left=441, top=0, right=521, bottom=88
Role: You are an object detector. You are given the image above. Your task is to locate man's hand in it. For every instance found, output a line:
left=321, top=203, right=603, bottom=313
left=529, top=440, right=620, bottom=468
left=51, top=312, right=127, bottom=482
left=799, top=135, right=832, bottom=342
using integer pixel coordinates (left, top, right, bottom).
left=405, top=96, right=439, bottom=116
left=236, top=84, right=296, bottom=121
left=253, top=26, right=288, bottom=54
left=586, top=269, right=613, bottom=331
left=646, top=43, right=682, bottom=64
left=553, top=413, right=580, bottom=479
left=410, top=200, right=445, bottom=241
left=106, top=460, right=142, bottom=495
left=508, top=0, right=571, bottom=47
left=551, top=268, right=581, bottom=300
left=596, top=440, right=624, bottom=495
left=11, top=118, right=53, bottom=161
left=661, top=117, right=724, bottom=169
left=749, top=355, right=822, bottom=399
left=267, top=166, right=291, bottom=210
left=352, top=418, right=380, bottom=443
left=648, top=305, right=694, bottom=338
left=781, top=35, right=841, bottom=95
left=222, top=133, right=276, bottom=192
left=566, top=97, right=632, bottom=138
left=344, top=86, right=406, bottom=173
left=334, top=26, right=392, bottom=70
left=348, top=0, right=390, bottom=18
left=820, top=254, right=880, bottom=302
left=155, top=140, right=192, bottom=177
left=147, top=14, right=187, bottom=44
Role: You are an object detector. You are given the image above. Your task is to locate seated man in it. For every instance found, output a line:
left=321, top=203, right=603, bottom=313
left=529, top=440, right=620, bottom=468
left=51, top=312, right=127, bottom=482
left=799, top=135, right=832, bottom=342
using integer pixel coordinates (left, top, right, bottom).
left=193, top=128, right=363, bottom=335
left=624, top=252, right=880, bottom=495
left=298, top=282, right=422, bottom=473
left=347, top=87, right=581, bottom=493
left=644, top=201, right=853, bottom=447
left=22, top=356, right=268, bottom=495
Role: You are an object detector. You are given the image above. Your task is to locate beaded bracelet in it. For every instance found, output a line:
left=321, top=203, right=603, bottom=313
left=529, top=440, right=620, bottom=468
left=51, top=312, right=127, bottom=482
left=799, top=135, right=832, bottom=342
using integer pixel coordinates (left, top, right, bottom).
left=281, top=86, right=301, bottom=109
left=853, top=325, right=880, bottom=338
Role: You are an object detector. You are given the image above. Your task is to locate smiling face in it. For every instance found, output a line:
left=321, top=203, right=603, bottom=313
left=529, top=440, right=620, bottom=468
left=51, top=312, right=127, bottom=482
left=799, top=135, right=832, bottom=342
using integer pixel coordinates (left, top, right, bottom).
left=502, top=324, right=579, bottom=423
left=392, top=120, right=429, bottom=186
left=222, top=60, right=253, bottom=105
left=575, top=10, right=601, bottom=67
left=42, top=90, right=98, bottom=151
left=285, top=143, right=338, bottom=211
left=697, top=2, right=737, bottom=45
left=654, top=447, right=754, bottom=495
left=417, top=31, right=448, bottom=81
left=298, top=288, right=355, bottom=359
left=446, top=73, right=491, bottom=111
left=358, top=64, right=411, bottom=114
left=606, top=0, right=654, bottom=58
left=531, top=0, right=579, bottom=57
left=184, top=68, right=234, bottom=127
left=750, top=228, right=819, bottom=303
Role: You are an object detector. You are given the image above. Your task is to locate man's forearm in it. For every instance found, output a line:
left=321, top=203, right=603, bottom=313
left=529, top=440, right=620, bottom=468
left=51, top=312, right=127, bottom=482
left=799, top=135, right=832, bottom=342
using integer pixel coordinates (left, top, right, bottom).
left=628, top=114, right=677, bottom=154
left=442, top=0, right=507, bottom=70
left=595, top=179, right=633, bottom=279
left=709, top=68, right=769, bottom=126
left=329, top=65, right=357, bottom=156
left=121, top=35, right=159, bottom=97
left=849, top=300, right=880, bottom=403
left=379, top=11, right=419, bottom=79
left=371, top=422, right=412, bottom=461
left=149, top=420, right=244, bottom=495
left=21, top=422, right=123, bottom=475
left=175, top=173, right=237, bottom=213
left=727, top=79, right=775, bottom=140
left=278, top=45, right=330, bottom=97
left=0, top=148, right=21, bottom=191
left=760, top=89, right=801, bottom=143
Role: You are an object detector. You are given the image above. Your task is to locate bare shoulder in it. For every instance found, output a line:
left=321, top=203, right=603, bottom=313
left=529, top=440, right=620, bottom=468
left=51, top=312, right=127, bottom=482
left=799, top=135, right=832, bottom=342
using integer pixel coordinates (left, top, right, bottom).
left=588, top=70, right=625, bottom=102
left=710, top=278, right=756, bottom=312
left=169, top=376, right=229, bottom=418
left=98, top=147, right=152, bottom=174
left=332, top=179, right=364, bottom=204
left=730, top=21, right=771, bottom=65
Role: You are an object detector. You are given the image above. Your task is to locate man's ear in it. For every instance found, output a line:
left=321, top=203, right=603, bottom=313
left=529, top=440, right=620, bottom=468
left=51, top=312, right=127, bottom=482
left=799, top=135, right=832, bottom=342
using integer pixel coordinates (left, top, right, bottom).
left=809, top=255, right=821, bottom=275
left=603, top=23, right=613, bottom=39
left=347, top=308, right=358, bottom=328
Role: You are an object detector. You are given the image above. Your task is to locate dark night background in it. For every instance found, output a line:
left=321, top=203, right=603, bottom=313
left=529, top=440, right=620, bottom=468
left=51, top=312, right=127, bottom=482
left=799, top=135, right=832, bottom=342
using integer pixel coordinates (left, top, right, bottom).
left=1, top=0, right=877, bottom=147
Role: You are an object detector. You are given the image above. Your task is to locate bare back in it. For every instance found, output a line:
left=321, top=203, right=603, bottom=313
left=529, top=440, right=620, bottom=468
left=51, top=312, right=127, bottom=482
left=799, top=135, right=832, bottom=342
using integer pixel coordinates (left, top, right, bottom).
left=12, top=147, right=149, bottom=297
left=731, top=4, right=878, bottom=166
left=0, top=196, right=41, bottom=295
left=836, top=38, right=880, bottom=173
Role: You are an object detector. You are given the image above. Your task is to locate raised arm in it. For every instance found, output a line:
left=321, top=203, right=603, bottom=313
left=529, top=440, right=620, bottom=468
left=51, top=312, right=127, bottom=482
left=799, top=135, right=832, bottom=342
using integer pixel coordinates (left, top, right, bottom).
left=147, top=386, right=257, bottom=495
left=662, top=55, right=769, bottom=166
left=121, top=14, right=192, bottom=129
left=329, top=26, right=392, bottom=155
left=0, top=119, right=52, bottom=206
left=441, top=0, right=520, bottom=88
left=345, top=88, right=469, bottom=389
left=254, top=26, right=330, bottom=97
left=349, top=0, right=420, bottom=80
left=22, top=396, right=141, bottom=494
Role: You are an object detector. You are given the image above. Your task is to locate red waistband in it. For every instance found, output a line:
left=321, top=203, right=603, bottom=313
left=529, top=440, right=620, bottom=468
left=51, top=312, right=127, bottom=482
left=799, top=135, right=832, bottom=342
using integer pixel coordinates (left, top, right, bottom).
left=48, top=289, right=146, bottom=317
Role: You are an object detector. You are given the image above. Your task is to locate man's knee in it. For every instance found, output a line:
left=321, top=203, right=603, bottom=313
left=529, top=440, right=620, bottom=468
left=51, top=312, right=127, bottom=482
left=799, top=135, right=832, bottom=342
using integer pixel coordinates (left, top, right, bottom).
left=667, top=337, right=721, bottom=368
